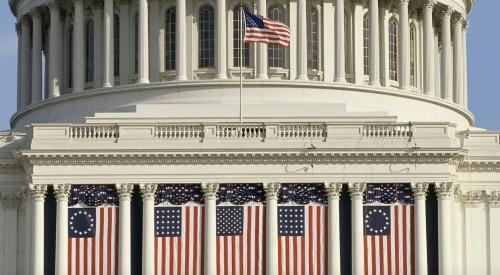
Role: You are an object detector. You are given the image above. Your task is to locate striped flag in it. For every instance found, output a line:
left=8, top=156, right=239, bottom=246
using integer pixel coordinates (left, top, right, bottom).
left=216, top=205, right=265, bottom=275
left=154, top=204, right=204, bottom=275
left=277, top=205, right=327, bottom=275
left=364, top=205, right=415, bottom=275
left=243, top=10, right=291, bottom=47
left=68, top=206, right=119, bottom=275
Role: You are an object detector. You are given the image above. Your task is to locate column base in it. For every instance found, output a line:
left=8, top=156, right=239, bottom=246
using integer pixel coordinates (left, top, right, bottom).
left=257, top=74, right=269, bottom=80
left=176, top=75, right=187, bottom=81
left=296, top=75, right=308, bottom=81
left=73, top=87, right=84, bottom=93
left=335, top=77, right=346, bottom=83
left=216, top=74, right=228, bottom=80
left=136, top=79, right=150, bottom=85
left=102, top=82, right=113, bottom=88
left=369, top=80, right=380, bottom=87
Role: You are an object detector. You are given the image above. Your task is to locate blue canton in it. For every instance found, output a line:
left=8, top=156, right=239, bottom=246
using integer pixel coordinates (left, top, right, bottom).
left=68, top=208, right=96, bottom=238
left=278, top=206, right=305, bottom=236
left=364, top=206, right=391, bottom=236
left=244, top=10, right=265, bottom=29
left=365, top=184, right=414, bottom=204
left=155, top=207, right=182, bottom=237
left=218, top=184, right=265, bottom=205
left=217, top=206, right=244, bottom=236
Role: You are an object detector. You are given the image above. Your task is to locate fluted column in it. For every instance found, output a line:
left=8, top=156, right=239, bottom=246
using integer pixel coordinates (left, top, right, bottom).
left=137, top=0, right=149, bottom=84
left=369, top=0, right=380, bottom=86
left=117, top=184, right=134, bottom=275
left=297, top=0, right=307, bottom=80
left=16, top=23, right=21, bottom=110
left=31, top=10, right=42, bottom=103
left=54, top=184, right=71, bottom=275
left=140, top=184, right=157, bottom=275
left=264, top=182, right=280, bottom=275
left=30, top=184, right=47, bottom=275
left=399, top=0, right=410, bottom=90
left=202, top=183, right=219, bottom=275
left=411, top=183, right=429, bottom=275
left=20, top=16, right=31, bottom=107
left=423, top=1, right=435, bottom=96
left=149, top=0, right=160, bottom=82
left=216, top=0, right=227, bottom=79
left=103, top=0, right=114, bottom=88
left=436, top=182, right=454, bottom=275
left=93, top=7, right=103, bottom=88
left=119, top=1, right=130, bottom=85
left=453, top=14, right=464, bottom=105
left=462, top=24, right=468, bottom=108
left=2, top=193, right=21, bottom=274
left=349, top=182, right=365, bottom=275
left=73, top=0, right=85, bottom=93
left=335, top=0, right=345, bottom=82
left=49, top=3, right=62, bottom=98
left=441, top=8, right=452, bottom=101
left=176, top=0, right=187, bottom=80
left=257, top=0, right=267, bottom=79
left=325, top=182, right=342, bottom=275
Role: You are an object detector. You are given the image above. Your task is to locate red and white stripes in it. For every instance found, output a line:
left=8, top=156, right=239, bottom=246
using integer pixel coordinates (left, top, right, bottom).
left=245, top=18, right=291, bottom=47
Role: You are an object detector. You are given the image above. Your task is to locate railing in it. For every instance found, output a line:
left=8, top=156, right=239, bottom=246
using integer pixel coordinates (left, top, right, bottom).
left=154, top=125, right=203, bottom=139
left=362, top=124, right=413, bottom=138
left=216, top=124, right=266, bottom=139
left=277, top=124, right=326, bottom=139
left=69, top=125, right=119, bottom=139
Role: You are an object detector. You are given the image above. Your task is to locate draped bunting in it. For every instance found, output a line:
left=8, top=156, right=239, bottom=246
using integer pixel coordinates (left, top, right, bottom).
left=68, top=185, right=118, bottom=207
left=217, top=184, right=266, bottom=204
left=278, top=183, right=327, bottom=204
left=155, top=184, right=204, bottom=205
left=364, top=183, right=414, bottom=204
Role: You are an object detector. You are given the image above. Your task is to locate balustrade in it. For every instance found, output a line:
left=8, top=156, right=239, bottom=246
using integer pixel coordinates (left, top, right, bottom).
left=69, top=125, right=119, bottom=139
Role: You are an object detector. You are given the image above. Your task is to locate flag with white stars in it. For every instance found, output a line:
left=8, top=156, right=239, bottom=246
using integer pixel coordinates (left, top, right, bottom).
left=364, top=184, right=415, bottom=275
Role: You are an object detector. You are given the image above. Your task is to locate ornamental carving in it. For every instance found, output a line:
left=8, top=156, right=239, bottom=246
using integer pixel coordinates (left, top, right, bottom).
left=348, top=182, right=366, bottom=198
left=435, top=182, right=454, bottom=199
left=463, top=191, right=482, bottom=207
left=53, top=184, right=71, bottom=199
left=116, top=183, right=134, bottom=198
left=488, top=191, right=500, bottom=207
left=2, top=193, right=21, bottom=209
left=263, top=182, right=281, bottom=199
left=201, top=183, right=219, bottom=200
left=29, top=184, right=47, bottom=199
left=139, top=184, right=158, bottom=199
left=324, top=182, right=343, bottom=198
left=411, top=182, right=428, bottom=199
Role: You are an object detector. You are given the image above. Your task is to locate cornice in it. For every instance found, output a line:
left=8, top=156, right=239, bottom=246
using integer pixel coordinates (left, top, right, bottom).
left=458, top=161, right=500, bottom=172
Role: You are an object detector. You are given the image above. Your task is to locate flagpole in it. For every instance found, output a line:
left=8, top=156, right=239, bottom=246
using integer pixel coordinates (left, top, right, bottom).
left=239, top=4, right=243, bottom=124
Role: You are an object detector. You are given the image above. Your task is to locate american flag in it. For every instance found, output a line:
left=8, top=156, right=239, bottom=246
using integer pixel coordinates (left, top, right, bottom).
left=68, top=206, right=119, bottom=275
left=216, top=205, right=265, bottom=275
left=243, top=10, right=291, bottom=47
left=277, top=205, right=327, bottom=275
left=154, top=204, right=204, bottom=275
left=364, top=185, right=415, bottom=275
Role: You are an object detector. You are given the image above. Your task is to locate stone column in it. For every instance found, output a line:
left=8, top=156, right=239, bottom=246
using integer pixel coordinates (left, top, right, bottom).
left=117, top=184, right=134, bottom=275
left=30, top=184, right=47, bottom=275
left=325, top=182, right=342, bottom=275
left=349, top=182, right=365, bottom=275
left=436, top=182, right=454, bottom=275
left=353, top=2, right=364, bottom=85
left=369, top=0, right=380, bottom=86
left=423, top=1, right=435, bottom=96
left=215, top=0, right=227, bottom=79
left=73, top=0, right=85, bottom=93
left=441, top=8, right=452, bottom=101
left=54, top=184, right=71, bottom=275
left=140, top=184, right=157, bottom=275
left=462, top=24, right=468, bottom=108
left=103, top=0, right=114, bottom=88
left=119, top=1, right=130, bottom=85
left=322, top=0, right=334, bottom=82
left=16, top=23, right=21, bottom=110
left=335, top=0, right=345, bottom=82
left=93, top=7, right=103, bottom=88
left=137, top=0, right=149, bottom=84
left=1, top=193, right=21, bottom=275
left=453, top=14, right=464, bottom=105
left=49, top=3, right=62, bottom=98
left=149, top=0, right=160, bottom=82
left=297, top=0, right=308, bottom=80
left=256, top=0, right=267, bottom=79
left=176, top=0, right=187, bottom=80
left=264, top=182, right=280, bottom=275
left=398, top=0, right=410, bottom=90
left=31, top=10, right=43, bottom=103
left=411, top=183, right=429, bottom=275
left=202, top=183, right=219, bottom=275
left=20, top=16, right=31, bottom=107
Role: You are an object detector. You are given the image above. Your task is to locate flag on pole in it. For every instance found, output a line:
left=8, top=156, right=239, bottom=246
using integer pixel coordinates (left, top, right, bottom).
left=243, top=10, right=291, bottom=47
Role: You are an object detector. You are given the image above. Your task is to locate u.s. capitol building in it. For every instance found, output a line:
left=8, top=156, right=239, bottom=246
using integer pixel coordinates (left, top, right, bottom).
left=1, top=0, right=499, bottom=274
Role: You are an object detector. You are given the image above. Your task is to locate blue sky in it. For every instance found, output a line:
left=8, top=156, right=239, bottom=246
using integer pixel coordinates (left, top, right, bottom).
left=0, top=1, right=499, bottom=130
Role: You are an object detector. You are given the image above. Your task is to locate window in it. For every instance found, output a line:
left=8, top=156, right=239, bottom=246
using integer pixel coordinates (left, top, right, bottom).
left=68, top=26, right=73, bottom=89
left=85, top=19, right=94, bottom=83
left=410, top=23, right=417, bottom=87
left=268, top=5, right=285, bottom=68
left=134, top=12, right=138, bottom=74
left=199, top=5, right=215, bottom=68
left=233, top=6, right=250, bottom=67
left=307, top=7, right=319, bottom=70
left=165, top=7, right=176, bottom=71
left=363, top=13, right=369, bottom=75
left=389, top=17, right=398, bottom=81
left=114, top=14, right=120, bottom=77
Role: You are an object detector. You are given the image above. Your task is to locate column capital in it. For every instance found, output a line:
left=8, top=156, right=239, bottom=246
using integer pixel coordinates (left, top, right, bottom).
left=440, top=7, right=452, bottom=17
left=399, top=0, right=409, bottom=5
left=463, top=190, right=482, bottom=207
left=30, top=7, right=42, bottom=16
left=348, top=182, right=366, bottom=198
left=48, top=1, right=61, bottom=10
left=29, top=184, right=47, bottom=199
left=201, top=182, right=219, bottom=200
left=54, top=184, right=71, bottom=200
left=116, top=183, right=134, bottom=198
left=423, top=0, right=434, bottom=9
left=324, top=182, right=343, bottom=198
left=435, top=182, right=454, bottom=199
left=263, top=182, right=281, bottom=199
left=487, top=191, right=500, bottom=207
left=139, top=184, right=157, bottom=199
left=411, top=182, right=429, bottom=199
left=2, top=193, right=21, bottom=209
left=451, top=13, right=465, bottom=25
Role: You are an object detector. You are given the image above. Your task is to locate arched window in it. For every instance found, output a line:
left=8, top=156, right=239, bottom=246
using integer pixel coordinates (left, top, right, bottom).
left=410, top=23, right=417, bottom=87
left=199, top=5, right=215, bottom=68
left=233, top=6, right=250, bottom=67
left=307, top=7, right=319, bottom=70
left=268, top=5, right=285, bottom=68
left=114, top=14, right=120, bottom=77
left=363, top=13, right=369, bottom=75
left=389, top=17, right=398, bottom=81
left=85, top=19, right=94, bottom=83
left=165, top=7, right=176, bottom=71
left=68, top=26, right=73, bottom=89
left=134, top=12, right=138, bottom=74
